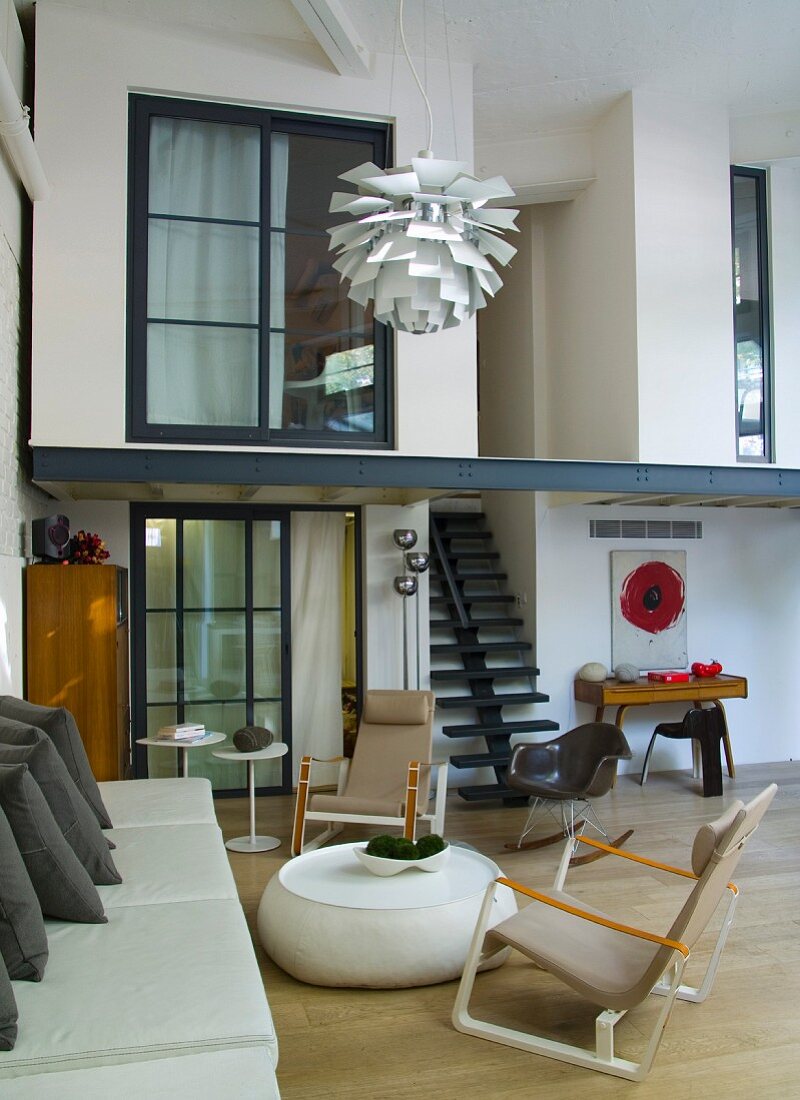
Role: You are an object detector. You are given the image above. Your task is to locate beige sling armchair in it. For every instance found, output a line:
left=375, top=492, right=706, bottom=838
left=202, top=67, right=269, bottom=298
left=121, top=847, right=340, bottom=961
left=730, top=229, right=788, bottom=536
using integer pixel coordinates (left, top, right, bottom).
left=453, top=783, right=777, bottom=1082
left=291, top=690, right=446, bottom=857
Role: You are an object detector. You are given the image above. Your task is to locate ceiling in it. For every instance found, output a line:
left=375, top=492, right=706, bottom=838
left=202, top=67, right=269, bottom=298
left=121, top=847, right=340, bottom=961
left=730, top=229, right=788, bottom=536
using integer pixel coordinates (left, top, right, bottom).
left=15, top=0, right=800, bottom=146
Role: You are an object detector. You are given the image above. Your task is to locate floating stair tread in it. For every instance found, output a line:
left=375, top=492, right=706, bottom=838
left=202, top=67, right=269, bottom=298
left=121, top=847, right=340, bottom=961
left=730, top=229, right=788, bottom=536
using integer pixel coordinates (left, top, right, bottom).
left=445, top=551, right=501, bottom=560
left=430, top=617, right=524, bottom=629
left=431, top=576, right=506, bottom=585
left=436, top=692, right=550, bottom=709
left=442, top=719, right=561, bottom=738
left=430, top=594, right=515, bottom=605
left=430, top=666, right=540, bottom=681
left=450, top=752, right=510, bottom=768
left=439, top=531, right=493, bottom=540
left=457, top=785, right=524, bottom=802
left=432, top=512, right=485, bottom=522
left=431, top=641, right=532, bottom=654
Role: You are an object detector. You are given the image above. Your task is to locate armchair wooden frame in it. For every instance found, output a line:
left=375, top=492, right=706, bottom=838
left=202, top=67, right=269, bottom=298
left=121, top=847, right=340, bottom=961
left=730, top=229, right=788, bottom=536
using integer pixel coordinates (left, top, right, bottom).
left=452, top=797, right=770, bottom=1084
left=291, top=754, right=448, bottom=857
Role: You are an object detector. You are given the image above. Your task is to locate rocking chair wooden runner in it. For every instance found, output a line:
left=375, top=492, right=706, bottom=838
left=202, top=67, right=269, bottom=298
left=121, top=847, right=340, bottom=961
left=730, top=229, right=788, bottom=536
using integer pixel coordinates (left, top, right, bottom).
left=454, top=783, right=777, bottom=1082
left=504, top=723, right=633, bottom=866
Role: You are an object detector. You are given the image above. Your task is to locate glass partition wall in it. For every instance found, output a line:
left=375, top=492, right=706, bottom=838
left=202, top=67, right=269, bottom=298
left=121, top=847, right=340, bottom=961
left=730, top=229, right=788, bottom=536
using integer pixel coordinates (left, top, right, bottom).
left=132, top=506, right=290, bottom=792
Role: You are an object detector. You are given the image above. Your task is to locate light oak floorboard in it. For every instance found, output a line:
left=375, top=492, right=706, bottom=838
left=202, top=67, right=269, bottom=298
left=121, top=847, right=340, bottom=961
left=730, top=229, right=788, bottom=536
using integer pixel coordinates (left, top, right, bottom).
left=214, top=762, right=800, bottom=1099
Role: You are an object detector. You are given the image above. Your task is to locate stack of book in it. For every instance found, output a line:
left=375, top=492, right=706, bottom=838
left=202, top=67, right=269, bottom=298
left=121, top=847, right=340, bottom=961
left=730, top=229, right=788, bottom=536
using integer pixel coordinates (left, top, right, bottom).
left=155, top=722, right=206, bottom=742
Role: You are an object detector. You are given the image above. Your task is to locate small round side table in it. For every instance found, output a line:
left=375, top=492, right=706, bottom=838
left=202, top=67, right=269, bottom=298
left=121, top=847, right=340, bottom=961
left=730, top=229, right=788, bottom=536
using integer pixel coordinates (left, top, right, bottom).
left=136, top=731, right=226, bottom=778
left=212, top=743, right=289, bottom=853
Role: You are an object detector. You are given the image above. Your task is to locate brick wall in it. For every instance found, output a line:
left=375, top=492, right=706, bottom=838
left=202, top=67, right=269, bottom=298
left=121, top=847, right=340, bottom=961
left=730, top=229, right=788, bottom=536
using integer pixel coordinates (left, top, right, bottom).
left=0, top=224, right=48, bottom=558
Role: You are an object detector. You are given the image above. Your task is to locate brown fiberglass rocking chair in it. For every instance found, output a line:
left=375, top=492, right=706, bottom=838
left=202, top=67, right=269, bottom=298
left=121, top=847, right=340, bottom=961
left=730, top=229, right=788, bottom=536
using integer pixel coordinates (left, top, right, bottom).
left=505, top=723, right=633, bottom=865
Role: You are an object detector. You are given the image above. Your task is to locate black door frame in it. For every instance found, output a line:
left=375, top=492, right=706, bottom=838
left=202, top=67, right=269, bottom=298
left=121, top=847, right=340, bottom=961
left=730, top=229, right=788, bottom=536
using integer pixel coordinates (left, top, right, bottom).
left=130, top=502, right=363, bottom=796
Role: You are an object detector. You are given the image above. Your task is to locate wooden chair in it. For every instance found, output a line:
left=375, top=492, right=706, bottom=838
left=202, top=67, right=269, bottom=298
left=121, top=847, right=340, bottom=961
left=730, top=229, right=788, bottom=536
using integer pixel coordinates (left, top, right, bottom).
left=291, top=689, right=446, bottom=856
left=453, top=784, right=777, bottom=1081
left=640, top=706, right=733, bottom=797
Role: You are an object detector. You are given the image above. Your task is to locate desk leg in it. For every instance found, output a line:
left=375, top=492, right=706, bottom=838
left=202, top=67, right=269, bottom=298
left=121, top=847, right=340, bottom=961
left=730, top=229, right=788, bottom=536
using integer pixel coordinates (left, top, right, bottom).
left=181, top=747, right=189, bottom=778
left=594, top=706, right=605, bottom=723
left=614, top=705, right=630, bottom=727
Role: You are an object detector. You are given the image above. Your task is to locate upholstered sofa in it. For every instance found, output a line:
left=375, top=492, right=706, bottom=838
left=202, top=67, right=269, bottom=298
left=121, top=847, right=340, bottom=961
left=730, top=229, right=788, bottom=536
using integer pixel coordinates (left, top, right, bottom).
left=1, top=776, right=280, bottom=1099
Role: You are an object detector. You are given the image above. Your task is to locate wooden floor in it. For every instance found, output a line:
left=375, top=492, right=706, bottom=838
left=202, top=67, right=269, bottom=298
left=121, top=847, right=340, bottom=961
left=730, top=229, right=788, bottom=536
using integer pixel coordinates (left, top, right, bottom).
left=214, top=762, right=800, bottom=1099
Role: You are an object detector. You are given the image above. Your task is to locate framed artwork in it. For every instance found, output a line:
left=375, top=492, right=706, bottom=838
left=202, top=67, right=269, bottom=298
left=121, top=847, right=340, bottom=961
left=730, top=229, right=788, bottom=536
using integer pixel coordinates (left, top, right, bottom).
left=611, top=550, right=687, bottom=670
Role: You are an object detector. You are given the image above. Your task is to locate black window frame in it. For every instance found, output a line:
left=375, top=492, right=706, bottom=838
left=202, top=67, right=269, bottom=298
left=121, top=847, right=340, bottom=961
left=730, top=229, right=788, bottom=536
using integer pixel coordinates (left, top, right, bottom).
left=127, top=94, right=393, bottom=449
left=731, top=165, right=772, bottom=464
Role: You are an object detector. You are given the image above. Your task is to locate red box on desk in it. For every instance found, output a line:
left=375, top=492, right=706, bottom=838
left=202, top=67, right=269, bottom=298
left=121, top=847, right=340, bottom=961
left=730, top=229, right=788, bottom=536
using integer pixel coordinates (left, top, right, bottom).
left=647, top=671, right=690, bottom=683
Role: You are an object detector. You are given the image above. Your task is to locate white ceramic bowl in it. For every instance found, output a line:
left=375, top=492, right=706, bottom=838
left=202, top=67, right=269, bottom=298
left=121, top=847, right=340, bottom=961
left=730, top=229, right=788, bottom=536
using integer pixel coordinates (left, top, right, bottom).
left=354, top=844, right=450, bottom=876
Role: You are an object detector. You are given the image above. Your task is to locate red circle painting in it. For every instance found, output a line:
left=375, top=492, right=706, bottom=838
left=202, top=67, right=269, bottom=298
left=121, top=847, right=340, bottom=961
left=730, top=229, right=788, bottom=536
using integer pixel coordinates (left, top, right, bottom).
left=619, top=561, right=685, bottom=635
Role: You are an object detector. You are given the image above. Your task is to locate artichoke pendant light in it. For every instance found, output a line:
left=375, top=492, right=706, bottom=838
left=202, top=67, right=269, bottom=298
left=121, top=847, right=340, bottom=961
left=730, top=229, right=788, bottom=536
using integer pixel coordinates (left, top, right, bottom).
left=327, top=0, right=519, bottom=335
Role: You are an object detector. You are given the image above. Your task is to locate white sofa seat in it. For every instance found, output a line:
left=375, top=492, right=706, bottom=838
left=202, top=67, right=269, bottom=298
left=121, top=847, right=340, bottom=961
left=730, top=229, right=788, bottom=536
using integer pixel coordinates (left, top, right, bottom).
left=2, top=899, right=278, bottom=1080
left=99, top=824, right=238, bottom=908
left=98, top=777, right=217, bottom=828
left=1, top=1047, right=279, bottom=1100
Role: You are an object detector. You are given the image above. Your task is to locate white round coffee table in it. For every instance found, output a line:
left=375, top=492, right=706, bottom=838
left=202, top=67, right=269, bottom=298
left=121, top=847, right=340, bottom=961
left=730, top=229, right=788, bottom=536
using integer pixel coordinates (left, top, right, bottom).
left=212, top=743, right=289, bottom=853
left=136, top=731, right=226, bottom=778
left=257, top=841, right=517, bottom=987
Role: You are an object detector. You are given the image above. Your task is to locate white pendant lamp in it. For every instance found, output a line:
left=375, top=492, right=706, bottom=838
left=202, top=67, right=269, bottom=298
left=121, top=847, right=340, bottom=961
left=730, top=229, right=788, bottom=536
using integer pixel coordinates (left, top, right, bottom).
left=327, top=0, right=519, bottom=335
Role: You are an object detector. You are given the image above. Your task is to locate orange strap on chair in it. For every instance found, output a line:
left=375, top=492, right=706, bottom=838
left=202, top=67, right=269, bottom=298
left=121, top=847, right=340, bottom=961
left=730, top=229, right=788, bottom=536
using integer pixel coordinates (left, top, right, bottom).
left=404, top=761, right=420, bottom=840
left=496, top=877, right=691, bottom=959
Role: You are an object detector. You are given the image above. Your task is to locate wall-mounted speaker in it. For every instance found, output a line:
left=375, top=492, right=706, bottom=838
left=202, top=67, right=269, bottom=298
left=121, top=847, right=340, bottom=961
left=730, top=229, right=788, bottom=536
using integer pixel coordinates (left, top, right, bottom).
left=32, top=515, right=71, bottom=562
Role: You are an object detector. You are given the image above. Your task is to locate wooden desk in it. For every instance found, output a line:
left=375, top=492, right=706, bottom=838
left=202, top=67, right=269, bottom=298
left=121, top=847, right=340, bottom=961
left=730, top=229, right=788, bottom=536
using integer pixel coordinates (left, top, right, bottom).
left=574, top=674, right=747, bottom=781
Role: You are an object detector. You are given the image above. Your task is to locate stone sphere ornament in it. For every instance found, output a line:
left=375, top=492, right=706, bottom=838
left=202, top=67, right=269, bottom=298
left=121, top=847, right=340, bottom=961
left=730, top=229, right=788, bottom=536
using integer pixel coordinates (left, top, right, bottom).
left=614, top=663, right=640, bottom=683
left=233, top=726, right=275, bottom=753
left=578, top=662, right=609, bottom=683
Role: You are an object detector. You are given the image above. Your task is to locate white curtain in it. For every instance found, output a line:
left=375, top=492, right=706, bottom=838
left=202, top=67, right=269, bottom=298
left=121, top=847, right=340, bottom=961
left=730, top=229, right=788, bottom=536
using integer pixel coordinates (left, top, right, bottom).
left=290, top=512, right=345, bottom=783
left=146, top=116, right=264, bottom=426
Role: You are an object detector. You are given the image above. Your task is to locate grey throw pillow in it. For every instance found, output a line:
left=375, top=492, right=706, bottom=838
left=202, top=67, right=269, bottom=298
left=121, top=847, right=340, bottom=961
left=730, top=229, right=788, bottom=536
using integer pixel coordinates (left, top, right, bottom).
left=0, top=699, right=112, bottom=829
left=0, top=738, right=121, bottom=886
left=0, top=802, right=48, bottom=981
left=0, top=953, right=18, bottom=1051
left=0, top=763, right=107, bottom=924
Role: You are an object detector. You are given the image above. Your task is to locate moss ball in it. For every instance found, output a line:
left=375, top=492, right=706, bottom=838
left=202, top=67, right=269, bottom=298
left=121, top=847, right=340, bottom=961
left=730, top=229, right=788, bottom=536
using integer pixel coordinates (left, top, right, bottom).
left=416, top=834, right=446, bottom=858
left=390, top=837, right=418, bottom=860
left=366, top=834, right=398, bottom=858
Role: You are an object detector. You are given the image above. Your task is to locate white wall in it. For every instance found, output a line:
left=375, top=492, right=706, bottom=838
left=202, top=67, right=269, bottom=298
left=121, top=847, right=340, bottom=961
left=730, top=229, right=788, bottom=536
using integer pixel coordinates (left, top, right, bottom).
left=361, top=501, right=429, bottom=693
left=30, top=0, right=477, bottom=457
left=541, top=95, right=640, bottom=461
left=769, top=164, right=800, bottom=468
left=536, top=502, right=800, bottom=773
left=632, top=93, right=735, bottom=465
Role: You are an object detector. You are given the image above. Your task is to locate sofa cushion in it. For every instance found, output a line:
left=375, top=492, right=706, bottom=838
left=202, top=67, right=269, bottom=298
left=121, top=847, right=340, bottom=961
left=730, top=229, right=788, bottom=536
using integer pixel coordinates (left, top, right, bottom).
left=0, top=702, right=112, bottom=829
left=0, top=1047, right=281, bottom=1099
left=0, top=803, right=48, bottom=981
left=0, top=951, right=18, bottom=1051
left=99, top=825, right=237, bottom=908
left=0, top=739, right=120, bottom=886
left=2, top=900, right=278, bottom=1078
left=0, top=764, right=107, bottom=924
left=97, top=777, right=217, bottom=828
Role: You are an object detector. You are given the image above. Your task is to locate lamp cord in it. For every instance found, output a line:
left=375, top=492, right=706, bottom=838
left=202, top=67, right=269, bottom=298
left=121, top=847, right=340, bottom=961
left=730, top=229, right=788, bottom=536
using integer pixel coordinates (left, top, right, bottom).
left=398, top=0, right=434, bottom=153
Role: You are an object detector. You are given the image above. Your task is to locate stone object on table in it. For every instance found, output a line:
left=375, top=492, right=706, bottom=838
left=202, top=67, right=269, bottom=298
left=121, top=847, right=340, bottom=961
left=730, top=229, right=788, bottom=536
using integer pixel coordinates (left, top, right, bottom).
left=578, top=662, right=608, bottom=682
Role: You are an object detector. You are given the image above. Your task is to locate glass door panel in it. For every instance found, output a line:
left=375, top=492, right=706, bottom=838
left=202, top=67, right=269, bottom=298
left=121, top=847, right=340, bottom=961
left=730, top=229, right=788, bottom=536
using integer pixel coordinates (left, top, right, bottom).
left=138, top=509, right=289, bottom=792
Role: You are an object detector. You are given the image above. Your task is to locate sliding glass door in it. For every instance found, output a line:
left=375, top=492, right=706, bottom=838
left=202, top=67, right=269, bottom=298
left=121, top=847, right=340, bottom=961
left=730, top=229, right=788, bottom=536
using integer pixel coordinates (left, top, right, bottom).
left=132, top=505, right=290, bottom=793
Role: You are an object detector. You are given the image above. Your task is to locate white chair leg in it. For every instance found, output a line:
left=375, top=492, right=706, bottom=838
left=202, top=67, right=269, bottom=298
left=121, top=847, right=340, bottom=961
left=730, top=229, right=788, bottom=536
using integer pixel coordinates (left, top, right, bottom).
left=652, top=886, right=738, bottom=1004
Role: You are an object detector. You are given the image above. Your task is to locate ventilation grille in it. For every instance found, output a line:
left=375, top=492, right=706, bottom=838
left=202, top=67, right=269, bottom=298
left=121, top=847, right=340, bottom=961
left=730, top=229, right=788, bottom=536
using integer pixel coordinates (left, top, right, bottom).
left=589, top=519, right=703, bottom=540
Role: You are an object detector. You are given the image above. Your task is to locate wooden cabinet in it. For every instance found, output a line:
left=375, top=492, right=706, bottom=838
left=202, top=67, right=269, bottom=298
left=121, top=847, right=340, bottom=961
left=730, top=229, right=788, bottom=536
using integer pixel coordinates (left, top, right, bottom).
left=26, top=564, right=130, bottom=781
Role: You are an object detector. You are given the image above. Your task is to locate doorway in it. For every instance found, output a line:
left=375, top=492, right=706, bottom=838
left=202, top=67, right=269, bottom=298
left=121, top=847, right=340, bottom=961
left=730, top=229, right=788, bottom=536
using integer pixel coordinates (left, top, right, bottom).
left=130, top=503, right=361, bottom=794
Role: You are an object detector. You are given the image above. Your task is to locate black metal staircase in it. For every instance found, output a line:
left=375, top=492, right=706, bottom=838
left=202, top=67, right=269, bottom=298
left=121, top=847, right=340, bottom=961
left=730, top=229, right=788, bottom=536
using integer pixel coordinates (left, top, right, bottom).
left=429, top=509, right=559, bottom=802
